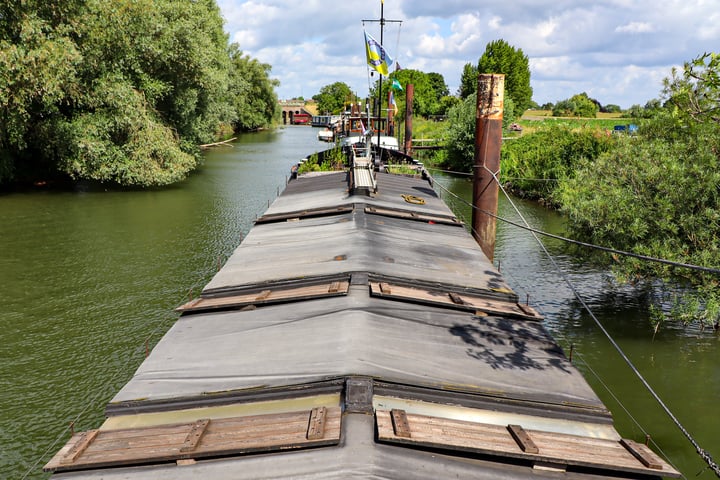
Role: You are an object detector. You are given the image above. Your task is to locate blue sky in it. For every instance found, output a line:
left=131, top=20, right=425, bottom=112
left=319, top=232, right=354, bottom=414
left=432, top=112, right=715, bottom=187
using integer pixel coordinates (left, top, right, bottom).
left=217, top=0, right=720, bottom=109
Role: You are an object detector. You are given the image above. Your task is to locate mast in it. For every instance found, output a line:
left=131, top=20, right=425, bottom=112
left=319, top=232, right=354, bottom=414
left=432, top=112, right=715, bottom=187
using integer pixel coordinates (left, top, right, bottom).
left=364, top=0, right=400, bottom=148
left=378, top=0, right=384, bottom=148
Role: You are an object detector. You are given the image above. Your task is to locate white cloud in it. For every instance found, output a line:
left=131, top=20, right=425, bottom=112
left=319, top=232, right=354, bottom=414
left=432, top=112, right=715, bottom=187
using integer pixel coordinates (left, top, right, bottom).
left=217, top=0, right=720, bottom=109
left=615, top=22, right=654, bottom=34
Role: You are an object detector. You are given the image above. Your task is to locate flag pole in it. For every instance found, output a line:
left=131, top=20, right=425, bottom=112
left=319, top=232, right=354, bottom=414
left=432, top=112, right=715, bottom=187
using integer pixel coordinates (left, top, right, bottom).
left=363, top=0, right=401, bottom=150
left=377, top=0, right=384, bottom=148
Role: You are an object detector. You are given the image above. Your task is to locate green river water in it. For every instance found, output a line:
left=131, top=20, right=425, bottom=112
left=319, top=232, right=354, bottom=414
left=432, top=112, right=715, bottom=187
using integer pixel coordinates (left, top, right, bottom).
left=1, top=126, right=717, bottom=479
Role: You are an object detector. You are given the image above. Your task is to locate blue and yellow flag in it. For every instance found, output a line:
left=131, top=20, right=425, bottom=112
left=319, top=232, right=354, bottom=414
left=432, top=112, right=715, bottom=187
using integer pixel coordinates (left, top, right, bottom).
left=364, top=30, right=392, bottom=76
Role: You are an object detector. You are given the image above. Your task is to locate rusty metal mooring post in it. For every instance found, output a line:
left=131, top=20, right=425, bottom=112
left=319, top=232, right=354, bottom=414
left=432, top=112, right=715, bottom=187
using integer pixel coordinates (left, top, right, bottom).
left=403, top=84, right=414, bottom=155
left=472, top=74, right=505, bottom=262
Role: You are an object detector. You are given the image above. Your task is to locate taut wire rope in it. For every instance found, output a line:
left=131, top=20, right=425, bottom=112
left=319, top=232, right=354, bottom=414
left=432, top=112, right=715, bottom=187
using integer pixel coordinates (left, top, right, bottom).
left=429, top=168, right=720, bottom=478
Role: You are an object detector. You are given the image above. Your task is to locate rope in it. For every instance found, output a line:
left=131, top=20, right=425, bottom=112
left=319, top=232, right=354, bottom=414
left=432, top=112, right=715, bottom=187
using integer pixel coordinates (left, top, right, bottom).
left=21, top=270, right=212, bottom=479
left=573, top=351, right=686, bottom=479
left=429, top=168, right=720, bottom=478
left=20, top=323, right=168, bottom=478
left=429, top=170, right=720, bottom=276
left=426, top=166, right=560, bottom=182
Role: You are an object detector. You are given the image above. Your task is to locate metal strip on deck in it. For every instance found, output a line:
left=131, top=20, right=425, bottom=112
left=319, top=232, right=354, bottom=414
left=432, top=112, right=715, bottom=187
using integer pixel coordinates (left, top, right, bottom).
left=375, top=409, right=680, bottom=478
left=369, top=281, right=542, bottom=320
left=44, top=407, right=342, bottom=473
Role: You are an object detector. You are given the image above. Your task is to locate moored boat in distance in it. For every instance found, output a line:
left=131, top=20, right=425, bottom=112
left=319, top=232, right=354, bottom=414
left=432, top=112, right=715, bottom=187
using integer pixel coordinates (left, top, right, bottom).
left=43, top=137, right=679, bottom=479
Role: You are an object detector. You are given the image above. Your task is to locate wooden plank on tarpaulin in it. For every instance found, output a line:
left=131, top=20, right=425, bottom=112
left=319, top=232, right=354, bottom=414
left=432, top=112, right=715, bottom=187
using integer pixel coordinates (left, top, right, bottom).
left=375, top=409, right=680, bottom=478
left=364, top=205, right=463, bottom=226
left=44, top=407, right=342, bottom=473
left=369, top=281, right=542, bottom=320
left=176, top=280, right=350, bottom=313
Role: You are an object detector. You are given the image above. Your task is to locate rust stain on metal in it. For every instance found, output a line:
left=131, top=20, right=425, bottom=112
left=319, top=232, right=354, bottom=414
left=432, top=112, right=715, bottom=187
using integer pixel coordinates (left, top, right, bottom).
left=476, top=74, right=505, bottom=120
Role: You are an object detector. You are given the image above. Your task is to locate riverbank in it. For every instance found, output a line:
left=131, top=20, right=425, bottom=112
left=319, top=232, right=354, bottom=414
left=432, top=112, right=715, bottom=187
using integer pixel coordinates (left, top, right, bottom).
left=1, top=126, right=716, bottom=478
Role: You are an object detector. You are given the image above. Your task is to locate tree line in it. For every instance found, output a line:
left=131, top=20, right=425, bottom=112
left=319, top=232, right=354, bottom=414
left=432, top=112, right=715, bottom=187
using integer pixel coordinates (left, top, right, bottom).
left=310, top=38, right=719, bottom=326
left=448, top=51, right=720, bottom=327
left=0, top=0, right=279, bottom=187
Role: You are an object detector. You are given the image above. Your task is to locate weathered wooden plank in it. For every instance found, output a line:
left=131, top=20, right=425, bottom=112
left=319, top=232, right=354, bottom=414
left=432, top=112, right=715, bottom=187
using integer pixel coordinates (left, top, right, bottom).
left=255, top=205, right=353, bottom=224
left=60, top=430, right=99, bottom=465
left=255, top=290, right=272, bottom=301
left=620, top=438, right=663, bottom=469
left=364, top=206, right=462, bottom=226
left=177, top=281, right=349, bottom=312
left=390, top=409, right=411, bottom=438
left=306, top=407, right=327, bottom=440
left=369, top=282, right=542, bottom=320
left=180, top=419, right=210, bottom=453
left=375, top=410, right=680, bottom=478
left=507, top=424, right=539, bottom=454
left=45, top=407, right=342, bottom=473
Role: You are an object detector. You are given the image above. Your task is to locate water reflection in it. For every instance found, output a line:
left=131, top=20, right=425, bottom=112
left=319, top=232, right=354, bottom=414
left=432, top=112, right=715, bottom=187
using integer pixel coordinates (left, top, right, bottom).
left=1, top=128, right=716, bottom=479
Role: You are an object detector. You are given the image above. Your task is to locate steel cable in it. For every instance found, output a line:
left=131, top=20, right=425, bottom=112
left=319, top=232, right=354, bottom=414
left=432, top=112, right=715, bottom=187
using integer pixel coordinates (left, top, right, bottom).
left=429, top=168, right=720, bottom=478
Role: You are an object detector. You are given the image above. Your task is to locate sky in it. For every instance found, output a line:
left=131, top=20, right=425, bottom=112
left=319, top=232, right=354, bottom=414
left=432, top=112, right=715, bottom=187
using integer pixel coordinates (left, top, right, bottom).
left=217, top=0, right=720, bottom=109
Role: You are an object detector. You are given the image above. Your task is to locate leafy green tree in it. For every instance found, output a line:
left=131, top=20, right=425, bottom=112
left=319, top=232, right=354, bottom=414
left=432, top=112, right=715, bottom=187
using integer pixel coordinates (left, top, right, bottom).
left=56, top=0, right=235, bottom=185
left=663, top=52, right=720, bottom=123
left=0, top=1, right=81, bottom=181
left=377, top=69, right=449, bottom=117
left=313, top=81, right=353, bottom=115
left=458, top=62, right=478, bottom=99
left=478, top=39, right=533, bottom=114
left=0, top=0, right=280, bottom=187
left=556, top=52, right=720, bottom=326
left=229, top=44, right=279, bottom=131
left=444, top=93, right=477, bottom=172
left=552, top=92, right=598, bottom=117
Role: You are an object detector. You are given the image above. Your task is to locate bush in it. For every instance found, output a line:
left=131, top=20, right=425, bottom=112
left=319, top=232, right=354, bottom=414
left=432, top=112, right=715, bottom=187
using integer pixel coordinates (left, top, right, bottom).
left=501, top=124, right=616, bottom=202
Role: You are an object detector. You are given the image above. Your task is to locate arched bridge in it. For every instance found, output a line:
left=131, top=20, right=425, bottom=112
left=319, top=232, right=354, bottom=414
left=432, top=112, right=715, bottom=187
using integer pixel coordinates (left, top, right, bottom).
left=278, top=100, right=315, bottom=125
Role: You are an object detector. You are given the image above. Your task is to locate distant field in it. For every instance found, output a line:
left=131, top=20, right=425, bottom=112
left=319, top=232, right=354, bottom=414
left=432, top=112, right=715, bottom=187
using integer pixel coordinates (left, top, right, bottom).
left=522, top=110, right=625, bottom=120
left=519, top=110, right=636, bottom=132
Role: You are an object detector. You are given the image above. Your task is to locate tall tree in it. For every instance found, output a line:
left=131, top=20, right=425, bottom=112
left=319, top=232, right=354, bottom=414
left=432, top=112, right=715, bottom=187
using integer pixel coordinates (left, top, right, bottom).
left=477, top=39, right=533, bottom=114
left=313, top=82, right=353, bottom=115
left=0, top=0, right=280, bottom=187
left=375, top=69, right=451, bottom=117
left=426, top=72, right=449, bottom=100
left=458, top=62, right=478, bottom=99
left=0, top=1, right=82, bottom=182
left=229, top=44, right=279, bottom=131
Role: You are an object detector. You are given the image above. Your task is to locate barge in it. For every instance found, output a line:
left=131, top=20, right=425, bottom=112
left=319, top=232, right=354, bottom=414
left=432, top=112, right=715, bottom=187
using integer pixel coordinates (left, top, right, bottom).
left=44, top=143, right=679, bottom=479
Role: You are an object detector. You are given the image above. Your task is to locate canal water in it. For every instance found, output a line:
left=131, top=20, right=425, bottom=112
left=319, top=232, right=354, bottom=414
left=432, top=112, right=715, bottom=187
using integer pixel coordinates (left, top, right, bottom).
left=1, top=126, right=716, bottom=479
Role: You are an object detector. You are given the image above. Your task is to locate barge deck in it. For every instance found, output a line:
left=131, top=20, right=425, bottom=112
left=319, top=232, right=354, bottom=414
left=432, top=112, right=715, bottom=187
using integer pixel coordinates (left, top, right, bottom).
left=44, top=165, right=679, bottom=479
